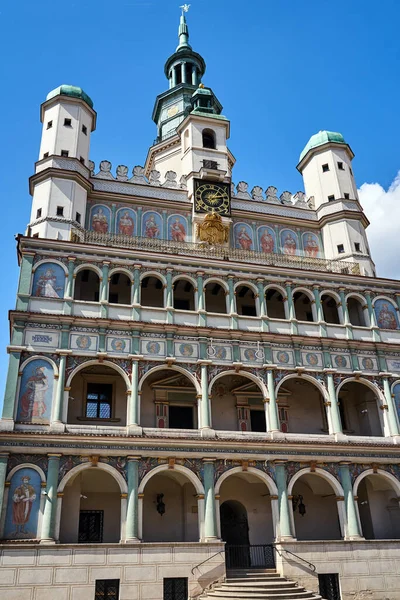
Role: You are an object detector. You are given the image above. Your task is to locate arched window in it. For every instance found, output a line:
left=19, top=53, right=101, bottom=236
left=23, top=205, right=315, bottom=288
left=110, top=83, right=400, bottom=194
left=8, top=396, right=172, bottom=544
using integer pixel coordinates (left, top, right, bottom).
left=321, top=293, right=340, bottom=324
left=338, top=381, right=383, bottom=436
left=141, top=276, right=164, bottom=308
left=74, top=269, right=100, bottom=302
left=293, top=291, right=314, bottom=322
left=202, top=129, right=216, bottom=149
left=108, top=272, right=132, bottom=305
left=204, top=282, right=227, bottom=314
left=347, top=296, right=367, bottom=326
left=236, top=285, right=256, bottom=317
left=265, top=288, right=286, bottom=319
left=173, top=279, right=195, bottom=311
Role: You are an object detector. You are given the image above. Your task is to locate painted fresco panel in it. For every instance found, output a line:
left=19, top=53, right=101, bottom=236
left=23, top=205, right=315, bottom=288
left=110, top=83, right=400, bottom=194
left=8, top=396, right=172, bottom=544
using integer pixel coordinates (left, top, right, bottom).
left=332, top=354, right=351, bottom=370
left=280, top=229, right=299, bottom=256
left=302, top=232, right=321, bottom=258
left=174, top=342, right=199, bottom=359
left=4, top=468, right=41, bottom=539
left=393, top=383, right=400, bottom=422
left=168, top=214, right=188, bottom=242
left=32, top=263, right=65, bottom=298
left=70, top=334, right=99, bottom=352
left=142, top=211, right=162, bottom=239
left=16, top=359, right=54, bottom=424
left=116, top=208, right=136, bottom=236
left=374, top=299, right=399, bottom=330
left=273, top=350, right=294, bottom=366
left=25, top=330, right=60, bottom=349
left=302, top=351, right=323, bottom=368
left=89, top=204, right=111, bottom=233
left=233, top=222, right=254, bottom=250
left=106, top=336, right=131, bottom=354
left=142, top=339, right=166, bottom=356
left=257, top=226, right=276, bottom=253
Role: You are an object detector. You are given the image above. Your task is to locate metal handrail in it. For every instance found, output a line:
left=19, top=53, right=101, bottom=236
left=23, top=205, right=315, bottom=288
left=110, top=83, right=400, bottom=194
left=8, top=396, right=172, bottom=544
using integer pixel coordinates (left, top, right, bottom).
left=191, top=550, right=224, bottom=575
left=273, top=544, right=316, bottom=572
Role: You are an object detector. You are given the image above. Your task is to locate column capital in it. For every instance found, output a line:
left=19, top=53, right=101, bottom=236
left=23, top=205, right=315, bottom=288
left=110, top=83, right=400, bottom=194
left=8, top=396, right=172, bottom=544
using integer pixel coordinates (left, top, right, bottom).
left=284, top=280, right=293, bottom=286
left=273, top=460, right=287, bottom=466
left=197, top=359, right=212, bottom=366
left=323, top=368, right=337, bottom=374
left=128, top=354, right=144, bottom=361
left=133, top=263, right=142, bottom=270
left=312, top=284, right=321, bottom=290
left=196, top=270, right=205, bottom=277
left=339, top=461, right=352, bottom=466
left=56, top=349, right=73, bottom=356
left=203, top=458, right=216, bottom=464
left=364, top=289, right=373, bottom=296
left=21, top=251, right=36, bottom=258
left=378, top=372, right=392, bottom=379
left=127, top=456, right=141, bottom=461
left=263, top=364, right=277, bottom=370
left=102, top=261, right=111, bottom=266
left=67, top=256, right=77, bottom=262
left=0, top=453, right=9, bottom=461
left=47, top=453, right=62, bottom=459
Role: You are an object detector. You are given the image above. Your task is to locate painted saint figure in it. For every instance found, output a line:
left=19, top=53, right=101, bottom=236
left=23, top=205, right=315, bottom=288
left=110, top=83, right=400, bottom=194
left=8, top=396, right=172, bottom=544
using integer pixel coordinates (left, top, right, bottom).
left=376, top=302, right=398, bottom=330
left=304, top=234, right=319, bottom=258
left=19, top=366, right=49, bottom=421
left=12, top=475, right=37, bottom=535
left=260, top=230, right=274, bottom=254
left=170, top=218, right=186, bottom=242
left=92, top=207, right=108, bottom=233
left=144, top=215, right=160, bottom=238
left=34, top=268, right=61, bottom=298
left=237, top=227, right=253, bottom=250
left=282, top=233, right=297, bottom=255
left=118, top=211, right=135, bottom=236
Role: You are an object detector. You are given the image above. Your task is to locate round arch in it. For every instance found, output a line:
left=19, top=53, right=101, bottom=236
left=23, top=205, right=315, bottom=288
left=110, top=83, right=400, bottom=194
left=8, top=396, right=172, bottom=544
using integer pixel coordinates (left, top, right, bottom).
left=345, top=292, right=367, bottom=305
left=234, top=281, right=258, bottom=295
left=288, top=467, right=344, bottom=497
left=319, top=289, right=341, bottom=304
left=138, top=463, right=204, bottom=496
left=6, top=463, right=46, bottom=484
left=19, top=355, right=59, bottom=377
left=208, top=369, right=268, bottom=399
left=74, top=263, right=102, bottom=278
left=57, top=461, right=128, bottom=494
left=335, top=377, right=385, bottom=404
left=109, top=267, right=133, bottom=281
left=172, top=274, right=197, bottom=288
left=264, top=283, right=287, bottom=297
left=275, top=373, right=329, bottom=402
left=353, top=468, right=400, bottom=497
left=139, top=271, right=167, bottom=285
left=32, top=259, right=68, bottom=275
left=292, top=286, right=315, bottom=300
left=65, top=359, right=131, bottom=390
left=203, top=277, right=229, bottom=293
left=215, top=466, right=278, bottom=496
left=372, top=295, right=398, bottom=310
left=138, top=364, right=201, bottom=395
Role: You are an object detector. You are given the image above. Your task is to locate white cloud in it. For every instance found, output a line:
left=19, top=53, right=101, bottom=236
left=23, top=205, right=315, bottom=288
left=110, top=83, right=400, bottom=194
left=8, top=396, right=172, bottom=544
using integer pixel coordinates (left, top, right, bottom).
left=358, top=171, right=400, bottom=280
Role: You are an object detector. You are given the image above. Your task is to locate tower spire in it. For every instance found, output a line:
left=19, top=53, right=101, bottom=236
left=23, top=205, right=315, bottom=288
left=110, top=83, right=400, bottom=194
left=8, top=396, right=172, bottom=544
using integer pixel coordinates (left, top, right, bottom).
left=177, top=4, right=192, bottom=51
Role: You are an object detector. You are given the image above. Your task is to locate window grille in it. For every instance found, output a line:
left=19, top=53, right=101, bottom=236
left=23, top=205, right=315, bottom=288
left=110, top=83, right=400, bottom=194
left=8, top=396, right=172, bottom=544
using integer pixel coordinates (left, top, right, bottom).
left=163, top=578, right=188, bottom=600
left=95, top=579, right=120, bottom=599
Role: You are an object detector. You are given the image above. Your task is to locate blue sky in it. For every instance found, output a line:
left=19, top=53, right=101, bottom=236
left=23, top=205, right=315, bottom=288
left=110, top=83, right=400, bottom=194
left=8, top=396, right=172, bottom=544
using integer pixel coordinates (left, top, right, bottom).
left=1, top=0, right=400, bottom=403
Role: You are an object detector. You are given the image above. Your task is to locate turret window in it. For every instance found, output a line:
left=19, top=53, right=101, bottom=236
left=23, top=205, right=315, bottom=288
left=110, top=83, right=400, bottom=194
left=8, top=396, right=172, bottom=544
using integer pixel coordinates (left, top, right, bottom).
left=64, top=118, right=72, bottom=127
left=56, top=206, right=64, bottom=216
left=322, top=163, right=329, bottom=172
left=354, top=242, right=361, bottom=252
left=338, top=161, right=344, bottom=170
left=202, top=129, right=216, bottom=149
left=82, top=124, right=87, bottom=135
left=344, top=193, right=350, bottom=199
left=43, top=152, right=49, bottom=158
left=337, top=244, right=345, bottom=254
left=328, top=195, right=335, bottom=202
left=36, top=208, right=42, bottom=219
left=46, top=121, right=53, bottom=129
left=79, top=156, right=85, bottom=164
left=61, top=150, right=69, bottom=157
left=76, top=212, right=81, bottom=224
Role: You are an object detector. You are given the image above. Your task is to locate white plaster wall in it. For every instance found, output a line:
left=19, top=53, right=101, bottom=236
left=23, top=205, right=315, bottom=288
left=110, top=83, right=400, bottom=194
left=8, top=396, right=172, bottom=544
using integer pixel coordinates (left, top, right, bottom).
left=180, top=119, right=230, bottom=178
left=39, top=101, right=92, bottom=161
left=291, top=478, right=342, bottom=540
left=283, top=382, right=326, bottom=434
left=140, top=381, right=155, bottom=427
left=212, top=393, right=237, bottom=431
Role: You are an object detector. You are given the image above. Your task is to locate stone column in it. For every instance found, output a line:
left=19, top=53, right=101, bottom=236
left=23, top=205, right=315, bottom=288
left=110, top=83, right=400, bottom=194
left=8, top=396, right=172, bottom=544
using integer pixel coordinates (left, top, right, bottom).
left=125, top=456, right=140, bottom=542
left=382, top=375, right=400, bottom=436
left=166, top=268, right=173, bottom=324
left=191, top=65, right=197, bottom=86
left=0, top=454, right=9, bottom=519
left=181, top=62, right=186, bottom=83
left=1, top=350, right=21, bottom=428
left=275, top=462, right=293, bottom=539
left=41, top=454, right=62, bottom=543
left=339, top=462, right=363, bottom=539
left=16, top=251, right=35, bottom=311
left=132, top=264, right=141, bottom=321
left=199, top=361, right=212, bottom=430
left=65, top=256, right=76, bottom=299
left=365, top=290, right=381, bottom=341
left=52, top=351, right=69, bottom=429
left=171, top=67, right=177, bottom=87
left=285, top=281, right=298, bottom=335
left=325, top=370, right=343, bottom=434
left=339, top=287, right=353, bottom=340
left=266, top=367, right=280, bottom=432
left=197, top=271, right=206, bottom=327
left=257, top=279, right=269, bottom=332
left=203, top=459, right=218, bottom=540
left=127, top=357, right=142, bottom=431
left=100, top=261, right=110, bottom=319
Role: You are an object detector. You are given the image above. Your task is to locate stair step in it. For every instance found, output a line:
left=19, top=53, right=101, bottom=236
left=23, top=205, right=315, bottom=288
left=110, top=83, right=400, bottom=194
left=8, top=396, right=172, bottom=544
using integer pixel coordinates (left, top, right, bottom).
left=207, top=592, right=319, bottom=599
left=221, top=583, right=297, bottom=589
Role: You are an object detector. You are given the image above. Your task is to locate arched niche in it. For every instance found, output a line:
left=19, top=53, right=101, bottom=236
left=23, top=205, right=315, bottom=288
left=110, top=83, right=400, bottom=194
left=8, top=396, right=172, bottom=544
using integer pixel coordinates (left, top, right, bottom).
left=108, top=271, right=132, bottom=305
left=347, top=295, right=368, bottom=327
left=265, top=287, right=286, bottom=320
left=2, top=465, right=45, bottom=540
left=204, top=280, right=227, bottom=314
left=236, top=284, right=257, bottom=317
left=293, top=290, right=315, bottom=322
left=173, top=278, right=195, bottom=311
left=16, top=357, right=56, bottom=425
left=140, top=275, right=164, bottom=308
left=337, top=380, right=383, bottom=437
left=74, top=268, right=100, bottom=302
left=202, top=128, right=216, bottom=149
left=31, top=261, right=66, bottom=299
left=321, top=293, right=340, bottom=324
left=354, top=470, right=400, bottom=540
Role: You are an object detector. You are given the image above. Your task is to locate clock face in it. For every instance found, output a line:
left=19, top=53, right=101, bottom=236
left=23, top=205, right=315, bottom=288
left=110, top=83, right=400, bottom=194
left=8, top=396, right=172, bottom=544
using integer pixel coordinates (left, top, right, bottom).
left=194, top=180, right=231, bottom=215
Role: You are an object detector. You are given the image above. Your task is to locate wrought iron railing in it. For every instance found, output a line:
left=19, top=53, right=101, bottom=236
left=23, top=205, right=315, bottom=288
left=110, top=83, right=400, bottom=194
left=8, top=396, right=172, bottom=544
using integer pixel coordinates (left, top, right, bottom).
left=225, top=544, right=275, bottom=569
left=71, top=229, right=361, bottom=275
left=273, top=544, right=316, bottom=572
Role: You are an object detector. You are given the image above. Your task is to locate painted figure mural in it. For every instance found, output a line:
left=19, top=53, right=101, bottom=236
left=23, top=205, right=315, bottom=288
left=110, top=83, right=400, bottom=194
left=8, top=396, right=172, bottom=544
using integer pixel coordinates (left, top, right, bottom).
left=4, top=468, right=41, bottom=539
left=234, top=223, right=253, bottom=250
left=303, top=232, right=320, bottom=258
left=117, top=209, right=135, bottom=236
left=143, top=212, right=161, bottom=239
left=16, top=359, right=54, bottom=424
left=258, top=226, right=276, bottom=254
left=32, top=263, right=65, bottom=298
left=169, top=215, right=187, bottom=242
left=393, top=382, right=400, bottom=422
left=374, top=299, right=399, bottom=330
left=280, top=230, right=298, bottom=256
left=90, top=205, right=110, bottom=233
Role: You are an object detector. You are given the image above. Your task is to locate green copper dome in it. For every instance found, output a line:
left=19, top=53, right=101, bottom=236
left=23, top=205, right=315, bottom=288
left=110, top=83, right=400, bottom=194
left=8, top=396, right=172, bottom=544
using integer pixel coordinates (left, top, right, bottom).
left=299, top=130, right=346, bottom=161
left=46, top=85, right=94, bottom=109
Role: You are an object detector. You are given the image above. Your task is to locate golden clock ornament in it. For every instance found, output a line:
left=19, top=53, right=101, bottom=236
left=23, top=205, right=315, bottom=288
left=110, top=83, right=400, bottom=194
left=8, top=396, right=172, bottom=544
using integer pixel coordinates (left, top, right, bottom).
left=194, top=179, right=231, bottom=215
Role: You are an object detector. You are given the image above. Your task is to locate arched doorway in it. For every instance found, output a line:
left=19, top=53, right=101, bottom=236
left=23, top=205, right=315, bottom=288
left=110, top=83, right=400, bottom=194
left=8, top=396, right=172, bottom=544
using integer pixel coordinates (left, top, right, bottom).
left=357, top=473, right=400, bottom=539
left=220, top=501, right=250, bottom=568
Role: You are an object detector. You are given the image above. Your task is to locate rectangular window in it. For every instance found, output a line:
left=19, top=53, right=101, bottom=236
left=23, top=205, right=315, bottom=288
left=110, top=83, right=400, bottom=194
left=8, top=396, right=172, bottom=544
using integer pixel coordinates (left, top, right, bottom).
left=250, top=410, right=266, bottom=433
left=164, top=578, right=188, bottom=600
left=354, top=242, right=361, bottom=252
left=46, top=120, right=53, bottom=129
left=337, top=244, right=345, bottom=254
left=79, top=510, right=104, bottom=543
left=95, top=579, right=120, bottom=600
left=86, top=383, right=112, bottom=419
left=328, top=195, right=335, bottom=202
left=337, top=161, right=344, bottom=170
left=168, top=406, right=194, bottom=429
left=318, top=573, right=341, bottom=600
left=80, top=156, right=85, bottom=164
left=322, top=163, right=329, bottom=172
left=350, top=167, right=353, bottom=175
left=82, top=124, right=88, bottom=135
left=344, top=193, right=350, bottom=199
left=61, top=149, right=69, bottom=157
left=76, top=212, right=81, bottom=224
left=64, top=118, right=72, bottom=127
left=56, top=206, right=64, bottom=216
left=32, top=233, right=39, bottom=238
left=43, top=152, right=49, bottom=158
left=36, top=208, right=42, bottom=219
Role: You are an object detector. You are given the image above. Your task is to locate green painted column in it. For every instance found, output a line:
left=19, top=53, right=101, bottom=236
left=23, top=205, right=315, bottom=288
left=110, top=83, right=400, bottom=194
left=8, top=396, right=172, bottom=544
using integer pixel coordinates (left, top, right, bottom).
left=197, top=271, right=206, bottom=327
left=339, top=462, right=363, bottom=539
left=285, top=281, right=298, bottom=335
left=100, top=261, right=110, bottom=319
left=365, top=290, right=381, bottom=342
left=16, top=251, right=35, bottom=311
left=203, top=460, right=218, bottom=540
left=266, top=368, right=280, bottom=432
left=126, top=456, right=140, bottom=541
left=0, top=454, right=9, bottom=520
left=200, top=362, right=212, bottom=429
left=257, top=279, right=269, bottom=332
left=382, top=375, right=400, bottom=436
left=191, top=64, right=197, bottom=86
left=227, top=276, right=235, bottom=314
left=65, top=257, right=76, bottom=298
left=166, top=268, right=173, bottom=324
left=2, top=351, right=21, bottom=423
left=98, top=327, right=106, bottom=353
left=326, top=371, right=343, bottom=434
left=132, top=264, right=141, bottom=321
left=128, top=358, right=140, bottom=427
left=41, top=454, right=61, bottom=542
left=339, top=288, right=353, bottom=340
left=52, top=352, right=68, bottom=424
left=275, top=462, right=293, bottom=539
left=131, top=331, right=140, bottom=355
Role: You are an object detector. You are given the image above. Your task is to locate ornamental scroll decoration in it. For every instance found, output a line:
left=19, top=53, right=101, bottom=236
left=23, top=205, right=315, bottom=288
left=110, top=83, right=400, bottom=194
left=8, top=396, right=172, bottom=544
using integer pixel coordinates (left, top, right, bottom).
left=6, top=454, right=48, bottom=478
left=213, top=459, right=277, bottom=485
left=138, top=457, right=204, bottom=484
left=196, top=212, right=229, bottom=245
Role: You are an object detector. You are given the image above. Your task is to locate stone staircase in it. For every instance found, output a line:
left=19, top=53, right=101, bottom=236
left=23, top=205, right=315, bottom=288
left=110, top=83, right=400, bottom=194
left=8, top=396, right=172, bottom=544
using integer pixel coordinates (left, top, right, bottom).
left=200, top=569, right=325, bottom=600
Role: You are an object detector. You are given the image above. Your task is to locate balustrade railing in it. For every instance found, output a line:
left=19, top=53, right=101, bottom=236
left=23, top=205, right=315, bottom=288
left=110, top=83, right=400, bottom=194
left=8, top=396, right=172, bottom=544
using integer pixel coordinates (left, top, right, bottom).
left=71, top=229, right=361, bottom=275
left=225, top=544, right=275, bottom=569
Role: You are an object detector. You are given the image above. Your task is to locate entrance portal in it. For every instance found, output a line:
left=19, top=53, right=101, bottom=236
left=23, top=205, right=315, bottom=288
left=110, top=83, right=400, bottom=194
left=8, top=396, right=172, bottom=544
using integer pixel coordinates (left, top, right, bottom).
left=220, top=500, right=250, bottom=568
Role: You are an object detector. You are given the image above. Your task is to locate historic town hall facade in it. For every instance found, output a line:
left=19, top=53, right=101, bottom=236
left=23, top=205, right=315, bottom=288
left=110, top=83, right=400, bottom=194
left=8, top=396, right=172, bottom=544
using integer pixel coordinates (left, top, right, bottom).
left=0, top=9, right=399, bottom=600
